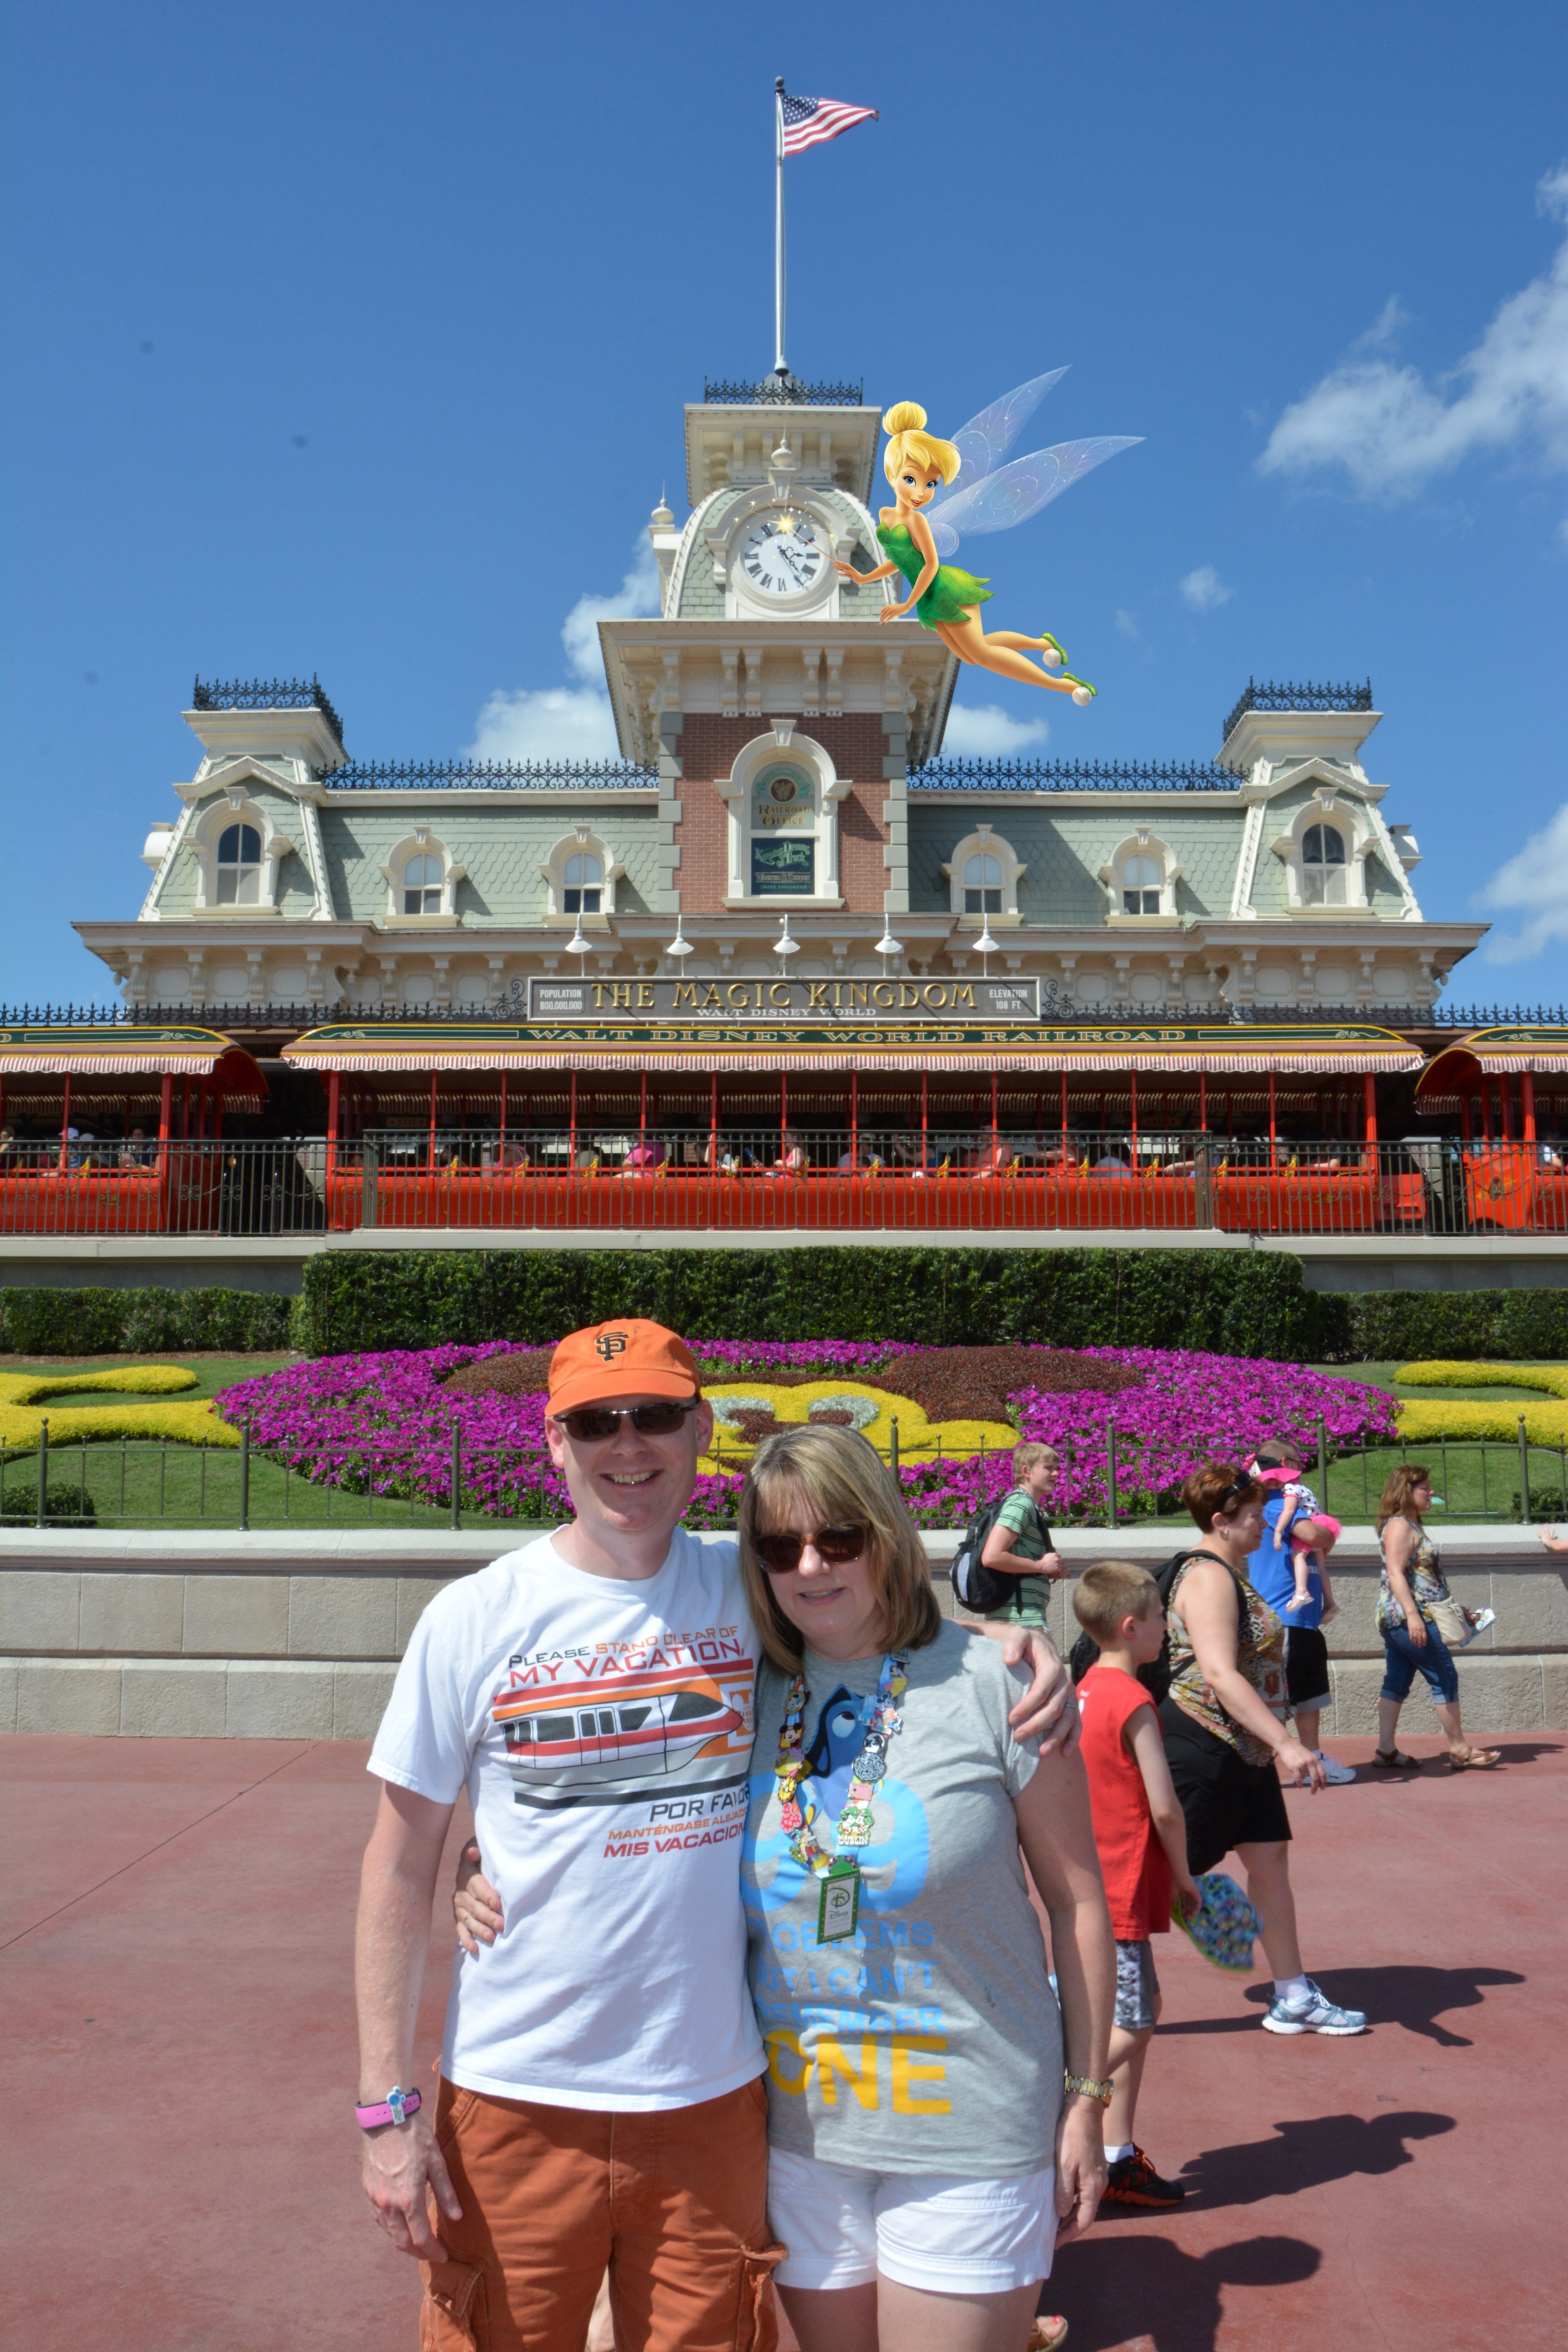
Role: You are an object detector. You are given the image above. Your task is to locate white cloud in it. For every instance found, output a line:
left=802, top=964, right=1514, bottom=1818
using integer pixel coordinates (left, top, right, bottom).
left=1115, top=608, right=1140, bottom=640
left=1259, top=163, right=1568, bottom=503
left=941, top=702, right=1050, bottom=756
left=1179, top=565, right=1233, bottom=612
left=465, top=539, right=661, bottom=763
left=1476, top=801, right=1568, bottom=960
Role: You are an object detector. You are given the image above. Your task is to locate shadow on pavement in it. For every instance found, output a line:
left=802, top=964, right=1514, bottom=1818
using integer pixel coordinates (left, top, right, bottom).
left=1049, top=2231, right=1321, bottom=2352
left=1177, top=2108, right=1455, bottom=2209
left=1162, top=1963, right=1524, bottom=2046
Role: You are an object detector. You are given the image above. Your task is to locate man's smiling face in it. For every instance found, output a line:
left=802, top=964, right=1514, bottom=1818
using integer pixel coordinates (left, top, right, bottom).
left=545, top=1390, right=715, bottom=1545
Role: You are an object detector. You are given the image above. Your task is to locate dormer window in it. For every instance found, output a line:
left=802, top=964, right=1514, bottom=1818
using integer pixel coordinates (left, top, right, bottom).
left=216, top=823, right=262, bottom=906
left=1302, top=823, right=1347, bottom=906
left=564, top=853, right=603, bottom=915
left=1121, top=854, right=1162, bottom=916
left=403, top=853, right=444, bottom=915
left=964, top=853, right=1003, bottom=915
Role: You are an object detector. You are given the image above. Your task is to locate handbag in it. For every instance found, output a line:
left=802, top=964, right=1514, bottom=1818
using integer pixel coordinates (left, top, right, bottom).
left=1421, top=1592, right=1484, bottom=1651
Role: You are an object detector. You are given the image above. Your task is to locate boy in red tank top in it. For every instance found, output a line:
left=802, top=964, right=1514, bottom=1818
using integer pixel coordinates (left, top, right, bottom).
left=1074, top=1562, right=1202, bottom=2209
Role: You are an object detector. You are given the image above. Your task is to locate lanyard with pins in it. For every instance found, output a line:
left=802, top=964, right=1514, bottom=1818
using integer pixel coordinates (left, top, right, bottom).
left=774, top=1652, right=908, bottom=1943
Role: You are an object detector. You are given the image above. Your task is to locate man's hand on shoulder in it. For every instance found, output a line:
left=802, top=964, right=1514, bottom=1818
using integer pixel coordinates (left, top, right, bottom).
left=359, top=2110, right=463, bottom=2261
left=975, top=1619, right=1080, bottom=1755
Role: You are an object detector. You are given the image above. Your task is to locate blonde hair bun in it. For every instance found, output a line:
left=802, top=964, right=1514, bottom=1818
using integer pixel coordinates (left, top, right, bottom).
left=881, top=400, right=962, bottom=489
left=882, top=400, right=928, bottom=434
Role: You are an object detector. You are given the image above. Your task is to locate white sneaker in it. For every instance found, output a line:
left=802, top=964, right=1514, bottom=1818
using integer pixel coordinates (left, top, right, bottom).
left=1315, top=1751, right=1357, bottom=1785
left=1262, top=1978, right=1368, bottom=2036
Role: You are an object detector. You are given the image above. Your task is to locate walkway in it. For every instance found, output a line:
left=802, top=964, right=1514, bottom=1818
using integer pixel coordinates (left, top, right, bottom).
left=2, top=1732, right=1560, bottom=2351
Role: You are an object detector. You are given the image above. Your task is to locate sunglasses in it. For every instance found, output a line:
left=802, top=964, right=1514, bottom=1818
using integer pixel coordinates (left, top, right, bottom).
left=557, top=1399, right=701, bottom=1444
left=752, top=1523, right=869, bottom=1575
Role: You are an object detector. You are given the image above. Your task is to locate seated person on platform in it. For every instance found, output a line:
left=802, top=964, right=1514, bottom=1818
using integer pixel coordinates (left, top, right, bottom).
left=774, top=1128, right=809, bottom=1175
left=974, top=1137, right=1017, bottom=1178
left=621, top=1135, right=667, bottom=1171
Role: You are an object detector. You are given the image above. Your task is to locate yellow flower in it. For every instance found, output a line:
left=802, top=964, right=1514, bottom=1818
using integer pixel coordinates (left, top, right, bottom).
left=1394, top=1360, right=1568, bottom=1442
left=698, top=1380, right=1016, bottom=1473
left=0, top=1366, right=234, bottom=1448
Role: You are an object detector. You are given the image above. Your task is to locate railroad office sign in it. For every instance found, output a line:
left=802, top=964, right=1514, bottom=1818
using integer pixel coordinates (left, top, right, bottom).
left=526, top=976, right=1049, bottom=1023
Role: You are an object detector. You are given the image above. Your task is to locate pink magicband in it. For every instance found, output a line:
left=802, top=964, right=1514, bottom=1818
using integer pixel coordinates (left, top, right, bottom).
left=356, top=2086, right=421, bottom=2129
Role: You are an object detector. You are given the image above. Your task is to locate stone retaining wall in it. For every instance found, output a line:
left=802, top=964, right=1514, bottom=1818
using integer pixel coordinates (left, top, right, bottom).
left=3, top=1526, right=1565, bottom=1738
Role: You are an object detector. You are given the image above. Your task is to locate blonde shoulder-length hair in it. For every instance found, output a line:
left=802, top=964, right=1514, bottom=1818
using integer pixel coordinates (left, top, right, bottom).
left=738, top=1423, right=943, bottom=1672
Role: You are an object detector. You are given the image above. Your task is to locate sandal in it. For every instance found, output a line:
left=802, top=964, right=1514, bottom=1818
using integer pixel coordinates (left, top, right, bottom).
left=1062, top=670, right=1097, bottom=702
left=1038, top=631, right=1066, bottom=669
left=1372, top=1747, right=1417, bottom=1768
left=1029, top=2322, right=1069, bottom=2352
left=1446, top=1746, right=1501, bottom=1770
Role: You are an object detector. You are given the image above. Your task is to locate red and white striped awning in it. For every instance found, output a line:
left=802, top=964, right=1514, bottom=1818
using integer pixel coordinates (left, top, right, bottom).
left=0, top=1027, right=267, bottom=1105
left=1416, top=1028, right=1568, bottom=1097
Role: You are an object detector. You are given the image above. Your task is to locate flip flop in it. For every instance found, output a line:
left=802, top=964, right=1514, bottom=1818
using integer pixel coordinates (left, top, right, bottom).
left=1372, top=1747, right=1418, bottom=1768
left=1446, top=1747, right=1501, bottom=1770
left=1038, top=631, right=1067, bottom=668
left=1061, top=670, right=1096, bottom=698
left=1029, top=2321, right=1069, bottom=2352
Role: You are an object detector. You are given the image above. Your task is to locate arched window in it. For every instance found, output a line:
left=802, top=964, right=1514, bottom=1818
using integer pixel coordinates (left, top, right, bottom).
left=1301, top=823, right=1347, bottom=906
left=403, top=853, right=444, bottom=915
left=1121, top=854, right=1162, bottom=916
left=963, top=852, right=1003, bottom=915
left=215, top=823, right=262, bottom=906
left=564, top=852, right=603, bottom=915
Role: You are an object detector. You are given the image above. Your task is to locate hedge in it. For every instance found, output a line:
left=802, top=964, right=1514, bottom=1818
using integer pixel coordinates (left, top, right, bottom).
left=1342, top=1287, right=1568, bottom=1362
left=291, top=1246, right=1338, bottom=1358
left=0, top=1286, right=294, bottom=1356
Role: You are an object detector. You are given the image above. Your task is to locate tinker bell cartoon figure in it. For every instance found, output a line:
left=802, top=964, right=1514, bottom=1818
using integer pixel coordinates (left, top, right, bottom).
left=835, top=371, right=1141, bottom=703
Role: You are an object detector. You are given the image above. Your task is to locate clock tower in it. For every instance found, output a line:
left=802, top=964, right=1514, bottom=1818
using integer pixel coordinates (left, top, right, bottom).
left=597, top=379, right=960, bottom=933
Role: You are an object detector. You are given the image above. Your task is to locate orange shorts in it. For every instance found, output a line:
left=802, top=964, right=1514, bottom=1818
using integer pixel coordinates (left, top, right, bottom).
left=421, top=2073, right=781, bottom=2352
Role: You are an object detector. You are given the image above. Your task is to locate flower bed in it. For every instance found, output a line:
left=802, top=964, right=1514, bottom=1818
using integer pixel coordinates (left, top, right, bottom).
left=217, top=1342, right=1395, bottom=1530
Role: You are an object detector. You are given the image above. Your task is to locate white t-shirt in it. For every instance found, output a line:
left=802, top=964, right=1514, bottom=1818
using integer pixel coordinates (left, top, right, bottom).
left=368, top=1526, right=767, bottom=2110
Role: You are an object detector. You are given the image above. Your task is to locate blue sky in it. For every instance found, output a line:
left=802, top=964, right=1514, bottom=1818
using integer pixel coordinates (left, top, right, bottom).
left=3, top=0, right=1565, bottom=1006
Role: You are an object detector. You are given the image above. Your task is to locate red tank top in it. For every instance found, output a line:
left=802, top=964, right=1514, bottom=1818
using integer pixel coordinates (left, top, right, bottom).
left=1076, top=1664, right=1172, bottom=1940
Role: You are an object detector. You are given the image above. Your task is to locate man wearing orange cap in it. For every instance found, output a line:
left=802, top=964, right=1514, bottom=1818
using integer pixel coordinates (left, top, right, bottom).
left=355, top=1319, right=1074, bottom=2352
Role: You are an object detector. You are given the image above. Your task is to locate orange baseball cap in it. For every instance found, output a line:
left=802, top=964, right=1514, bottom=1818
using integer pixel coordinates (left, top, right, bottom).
left=547, top=1319, right=701, bottom=1418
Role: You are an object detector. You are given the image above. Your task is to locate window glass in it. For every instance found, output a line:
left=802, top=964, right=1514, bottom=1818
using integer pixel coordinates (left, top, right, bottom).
left=215, top=821, right=261, bottom=906
left=1121, top=853, right=1161, bottom=916
left=619, top=1704, right=652, bottom=1730
left=668, top=1689, right=721, bottom=1722
left=563, top=851, right=603, bottom=914
left=403, top=852, right=443, bottom=915
left=1301, top=825, right=1347, bottom=905
left=962, top=852, right=1003, bottom=915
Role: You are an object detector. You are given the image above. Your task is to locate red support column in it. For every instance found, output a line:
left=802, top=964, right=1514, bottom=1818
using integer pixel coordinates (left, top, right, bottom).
left=158, top=1073, right=172, bottom=1144
left=1363, top=1073, right=1378, bottom=1144
left=499, top=1072, right=508, bottom=1156
left=429, top=1072, right=439, bottom=1162
left=922, top=1069, right=929, bottom=1164
left=640, top=1068, right=648, bottom=1165
left=1130, top=1068, right=1138, bottom=1148
left=1060, top=1071, right=1068, bottom=1148
left=1481, top=1081, right=1492, bottom=1143
left=1502, top=1079, right=1514, bottom=1141
left=1199, top=1072, right=1207, bottom=1133
left=991, top=1070, right=999, bottom=1163
left=1459, top=1091, right=1472, bottom=1141
left=1523, top=1069, right=1537, bottom=1144
left=327, top=1071, right=340, bottom=1175
left=709, top=1072, right=719, bottom=1183
left=780, top=1071, right=787, bottom=1163
left=570, top=1070, right=578, bottom=1167
left=1268, top=1068, right=1277, bottom=1157
left=850, top=1070, right=858, bottom=1168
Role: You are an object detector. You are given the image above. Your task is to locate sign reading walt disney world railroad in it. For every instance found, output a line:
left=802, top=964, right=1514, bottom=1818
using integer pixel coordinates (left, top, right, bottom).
left=527, top=976, right=1056, bottom=1023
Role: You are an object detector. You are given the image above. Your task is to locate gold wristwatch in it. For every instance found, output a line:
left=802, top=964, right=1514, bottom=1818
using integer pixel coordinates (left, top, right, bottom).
left=1063, top=2071, right=1114, bottom=2107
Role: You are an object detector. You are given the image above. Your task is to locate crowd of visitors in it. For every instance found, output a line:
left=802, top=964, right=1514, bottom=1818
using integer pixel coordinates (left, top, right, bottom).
left=354, top=1318, right=1494, bottom=2352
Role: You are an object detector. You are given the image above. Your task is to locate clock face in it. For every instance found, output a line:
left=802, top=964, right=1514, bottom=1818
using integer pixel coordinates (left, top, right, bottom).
left=739, top=510, right=827, bottom=598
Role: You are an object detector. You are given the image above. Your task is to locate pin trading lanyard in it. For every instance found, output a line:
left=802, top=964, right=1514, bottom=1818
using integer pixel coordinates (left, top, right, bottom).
left=774, top=1653, right=908, bottom=1943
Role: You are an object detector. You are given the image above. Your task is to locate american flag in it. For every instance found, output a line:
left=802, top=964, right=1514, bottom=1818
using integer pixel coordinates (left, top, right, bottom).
left=779, top=91, right=878, bottom=156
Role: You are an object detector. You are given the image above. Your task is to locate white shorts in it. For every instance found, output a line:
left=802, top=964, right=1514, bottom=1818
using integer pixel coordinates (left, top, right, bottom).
left=767, top=2144, right=1058, bottom=2294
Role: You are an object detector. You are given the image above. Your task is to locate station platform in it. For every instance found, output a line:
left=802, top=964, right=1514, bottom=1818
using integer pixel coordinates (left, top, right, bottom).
left=2, top=1731, right=1561, bottom=2352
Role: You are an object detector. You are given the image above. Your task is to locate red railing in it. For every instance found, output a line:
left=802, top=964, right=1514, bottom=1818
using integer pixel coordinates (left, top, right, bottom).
left=2, top=1133, right=1556, bottom=1239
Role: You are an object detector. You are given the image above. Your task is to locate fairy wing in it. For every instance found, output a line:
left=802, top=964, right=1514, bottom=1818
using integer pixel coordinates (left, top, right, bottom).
left=927, top=436, right=1144, bottom=560
left=942, top=367, right=1069, bottom=489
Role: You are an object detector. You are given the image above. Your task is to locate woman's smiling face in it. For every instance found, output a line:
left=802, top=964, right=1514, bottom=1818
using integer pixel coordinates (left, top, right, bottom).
left=896, top=463, right=942, bottom=509
left=758, top=1490, right=891, bottom=1664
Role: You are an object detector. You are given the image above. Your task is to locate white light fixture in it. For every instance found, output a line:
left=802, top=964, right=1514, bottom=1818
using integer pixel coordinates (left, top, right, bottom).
left=773, top=913, right=800, bottom=964
left=973, top=919, right=998, bottom=974
left=565, top=923, right=592, bottom=960
left=664, top=914, right=693, bottom=961
left=873, top=928, right=903, bottom=968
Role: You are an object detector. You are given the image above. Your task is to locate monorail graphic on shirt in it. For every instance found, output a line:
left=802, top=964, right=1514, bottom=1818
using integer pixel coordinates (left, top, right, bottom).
left=490, top=1659, right=757, bottom=1810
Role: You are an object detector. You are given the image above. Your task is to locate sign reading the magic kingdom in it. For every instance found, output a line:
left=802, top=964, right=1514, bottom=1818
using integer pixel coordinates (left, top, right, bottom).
left=527, top=976, right=1048, bottom=1023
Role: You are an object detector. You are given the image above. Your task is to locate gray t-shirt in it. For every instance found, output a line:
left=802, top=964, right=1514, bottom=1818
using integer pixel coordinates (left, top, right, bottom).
left=741, top=1621, right=1063, bottom=2177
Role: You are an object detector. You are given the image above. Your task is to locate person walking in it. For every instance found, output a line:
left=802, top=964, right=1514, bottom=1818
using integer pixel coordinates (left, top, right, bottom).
left=979, top=1444, right=1065, bottom=1633
left=1374, top=1463, right=1499, bottom=1772
left=1159, top=1462, right=1368, bottom=2038
left=1245, top=1440, right=1355, bottom=1785
left=361, top=1318, right=1076, bottom=2352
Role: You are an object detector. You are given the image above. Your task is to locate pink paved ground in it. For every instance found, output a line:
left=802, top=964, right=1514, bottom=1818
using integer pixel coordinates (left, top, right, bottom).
left=3, top=1731, right=1561, bottom=2352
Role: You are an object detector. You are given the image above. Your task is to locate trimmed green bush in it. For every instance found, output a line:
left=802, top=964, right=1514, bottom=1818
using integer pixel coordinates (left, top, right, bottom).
left=0, top=1286, right=294, bottom=1356
left=1343, top=1288, right=1568, bottom=1362
left=0, top=1478, right=96, bottom=1525
left=291, top=1246, right=1340, bottom=1359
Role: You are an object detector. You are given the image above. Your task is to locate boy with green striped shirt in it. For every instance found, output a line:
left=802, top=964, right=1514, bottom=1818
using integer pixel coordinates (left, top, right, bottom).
left=981, top=1442, right=1066, bottom=1629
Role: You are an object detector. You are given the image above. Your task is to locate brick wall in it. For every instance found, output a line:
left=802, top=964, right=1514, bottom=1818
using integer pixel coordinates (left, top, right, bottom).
left=673, top=714, right=893, bottom=914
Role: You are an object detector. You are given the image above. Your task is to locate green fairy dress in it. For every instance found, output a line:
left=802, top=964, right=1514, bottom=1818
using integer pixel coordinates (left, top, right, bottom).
left=876, top=519, right=993, bottom=629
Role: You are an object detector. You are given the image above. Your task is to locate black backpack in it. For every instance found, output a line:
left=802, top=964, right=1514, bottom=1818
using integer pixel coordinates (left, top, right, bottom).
left=1067, top=1549, right=1210, bottom=1705
left=952, top=1495, right=1050, bottom=1615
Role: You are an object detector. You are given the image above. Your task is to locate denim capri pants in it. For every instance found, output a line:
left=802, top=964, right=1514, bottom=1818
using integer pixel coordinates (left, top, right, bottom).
left=1380, top=1615, right=1460, bottom=1705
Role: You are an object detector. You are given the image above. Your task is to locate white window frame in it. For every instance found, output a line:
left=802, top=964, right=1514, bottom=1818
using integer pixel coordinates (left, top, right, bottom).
left=188, top=793, right=288, bottom=915
left=379, top=828, right=467, bottom=927
left=942, top=823, right=1026, bottom=928
left=714, top=726, right=853, bottom=910
left=1100, top=829, right=1183, bottom=925
left=540, top=826, right=625, bottom=929
left=1271, top=792, right=1374, bottom=914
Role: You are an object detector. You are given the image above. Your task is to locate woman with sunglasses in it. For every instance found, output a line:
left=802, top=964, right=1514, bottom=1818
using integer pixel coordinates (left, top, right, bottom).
left=738, top=1424, right=1113, bottom=2352
left=1159, top=1462, right=1367, bottom=2038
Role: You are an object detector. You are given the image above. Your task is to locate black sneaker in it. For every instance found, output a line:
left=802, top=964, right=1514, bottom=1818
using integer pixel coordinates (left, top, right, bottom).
left=1101, top=2147, right=1187, bottom=2208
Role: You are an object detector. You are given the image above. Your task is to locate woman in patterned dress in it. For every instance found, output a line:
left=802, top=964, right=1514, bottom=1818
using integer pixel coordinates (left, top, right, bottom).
left=1375, top=1463, right=1499, bottom=1771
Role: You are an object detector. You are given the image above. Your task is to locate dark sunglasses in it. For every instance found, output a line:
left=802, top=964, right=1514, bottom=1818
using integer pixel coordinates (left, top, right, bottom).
left=558, top=1399, right=701, bottom=1444
left=752, top=1523, right=869, bottom=1575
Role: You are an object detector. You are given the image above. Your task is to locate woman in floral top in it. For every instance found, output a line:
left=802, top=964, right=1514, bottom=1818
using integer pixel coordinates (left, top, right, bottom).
left=1375, top=1463, right=1499, bottom=1771
left=1158, top=1462, right=1367, bottom=2037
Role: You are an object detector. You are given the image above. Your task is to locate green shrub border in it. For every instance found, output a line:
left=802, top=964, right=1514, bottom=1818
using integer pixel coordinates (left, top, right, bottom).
left=6, top=1253, right=1568, bottom=1363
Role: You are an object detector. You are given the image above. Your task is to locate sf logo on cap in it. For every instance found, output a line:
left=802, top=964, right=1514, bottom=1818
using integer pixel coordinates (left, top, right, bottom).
left=594, top=1331, right=630, bottom=1361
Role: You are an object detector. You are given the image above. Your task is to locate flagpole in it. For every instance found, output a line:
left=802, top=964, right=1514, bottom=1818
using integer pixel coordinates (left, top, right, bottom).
left=774, top=75, right=786, bottom=378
